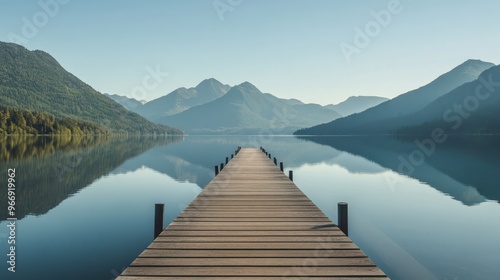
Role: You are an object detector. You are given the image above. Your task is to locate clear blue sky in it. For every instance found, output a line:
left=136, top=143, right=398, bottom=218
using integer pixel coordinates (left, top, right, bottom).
left=1, top=0, right=499, bottom=104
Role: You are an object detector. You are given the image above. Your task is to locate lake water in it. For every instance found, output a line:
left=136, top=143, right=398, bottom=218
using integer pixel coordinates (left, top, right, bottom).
left=0, top=135, right=499, bottom=280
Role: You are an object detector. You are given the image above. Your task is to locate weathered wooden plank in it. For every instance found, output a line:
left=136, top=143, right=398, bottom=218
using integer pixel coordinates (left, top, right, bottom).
left=165, top=225, right=339, bottom=231
left=178, top=212, right=328, bottom=218
left=198, top=191, right=305, bottom=195
left=131, top=257, right=375, bottom=267
left=147, top=242, right=359, bottom=250
left=121, top=266, right=386, bottom=277
left=174, top=217, right=332, bottom=222
left=189, top=201, right=316, bottom=206
left=118, top=277, right=389, bottom=280
left=184, top=206, right=321, bottom=210
left=191, top=197, right=313, bottom=201
left=169, top=221, right=335, bottom=226
left=154, top=236, right=350, bottom=242
left=139, top=249, right=367, bottom=258
left=158, top=230, right=343, bottom=237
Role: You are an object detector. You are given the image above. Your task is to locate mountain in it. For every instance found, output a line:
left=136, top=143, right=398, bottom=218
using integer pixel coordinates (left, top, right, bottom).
left=104, top=93, right=145, bottom=111
left=135, top=78, right=231, bottom=121
left=0, top=42, right=182, bottom=134
left=325, top=96, right=389, bottom=116
left=296, top=59, right=495, bottom=135
left=397, top=65, right=500, bottom=135
left=157, top=82, right=342, bottom=134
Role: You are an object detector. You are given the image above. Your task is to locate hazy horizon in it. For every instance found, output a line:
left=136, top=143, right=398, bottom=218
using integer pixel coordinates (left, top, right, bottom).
left=2, top=0, right=499, bottom=104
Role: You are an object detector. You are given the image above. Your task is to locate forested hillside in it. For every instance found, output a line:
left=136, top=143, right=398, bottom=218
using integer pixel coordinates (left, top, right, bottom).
left=0, top=107, right=107, bottom=135
left=0, top=42, right=182, bottom=135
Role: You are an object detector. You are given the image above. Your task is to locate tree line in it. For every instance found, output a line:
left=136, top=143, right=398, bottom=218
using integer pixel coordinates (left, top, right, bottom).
left=0, top=107, right=108, bottom=135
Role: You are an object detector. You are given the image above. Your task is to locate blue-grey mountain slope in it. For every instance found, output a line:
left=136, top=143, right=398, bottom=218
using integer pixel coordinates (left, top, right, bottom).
left=396, top=64, right=500, bottom=135
left=157, top=82, right=342, bottom=134
left=296, top=59, right=495, bottom=135
left=135, top=78, right=231, bottom=121
left=104, top=93, right=145, bottom=111
left=325, top=96, right=389, bottom=116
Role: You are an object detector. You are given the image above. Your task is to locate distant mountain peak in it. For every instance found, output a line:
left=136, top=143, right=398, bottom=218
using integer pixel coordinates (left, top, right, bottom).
left=236, top=81, right=261, bottom=92
left=135, top=78, right=231, bottom=119
left=104, top=93, right=144, bottom=111
left=344, top=95, right=385, bottom=101
left=194, top=78, right=231, bottom=95
left=325, top=96, right=389, bottom=116
left=453, top=59, right=495, bottom=76
left=196, top=78, right=223, bottom=88
left=463, top=58, right=490, bottom=64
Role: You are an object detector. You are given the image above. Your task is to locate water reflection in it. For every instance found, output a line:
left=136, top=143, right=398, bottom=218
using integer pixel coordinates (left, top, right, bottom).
left=298, top=135, right=500, bottom=205
left=113, top=135, right=347, bottom=188
left=104, top=135, right=500, bottom=206
left=0, top=135, right=108, bottom=161
left=0, top=135, right=182, bottom=221
left=0, top=135, right=498, bottom=280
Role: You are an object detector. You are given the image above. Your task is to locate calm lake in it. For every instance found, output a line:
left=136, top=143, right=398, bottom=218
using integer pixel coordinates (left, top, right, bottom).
left=1, top=135, right=499, bottom=280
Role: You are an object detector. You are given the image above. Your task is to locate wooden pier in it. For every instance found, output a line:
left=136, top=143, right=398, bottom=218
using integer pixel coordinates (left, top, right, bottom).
left=117, top=148, right=388, bottom=279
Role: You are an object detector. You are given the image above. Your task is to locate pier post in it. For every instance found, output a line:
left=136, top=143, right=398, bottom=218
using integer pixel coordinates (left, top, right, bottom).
left=289, top=170, right=293, bottom=181
left=154, top=203, right=164, bottom=239
left=338, top=202, right=348, bottom=236
left=280, top=162, right=284, bottom=172
left=226, top=157, right=229, bottom=164
left=268, top=153, right=271, bottom=159
left=220, top=163, right=224, bottom=171
left=273, top=157, right=277, bottom=165
left=231, top=154, right=233, bottom=159
left=215, top=165, right=219, bottom=175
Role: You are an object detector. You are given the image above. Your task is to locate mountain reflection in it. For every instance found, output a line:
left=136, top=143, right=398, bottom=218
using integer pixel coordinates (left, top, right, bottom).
left=0, top=135, right=181, bottom=221
left=299, top=135, right=500, bottom=205
left=111, top=136, right=346, bottom=188
left=4, top=134, right=497, bottom=222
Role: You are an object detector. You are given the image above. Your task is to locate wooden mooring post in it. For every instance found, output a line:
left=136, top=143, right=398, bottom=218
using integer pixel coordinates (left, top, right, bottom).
left=338, top=202, right=348, bottom=236
left=154, top=203, right=164, bottom=239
